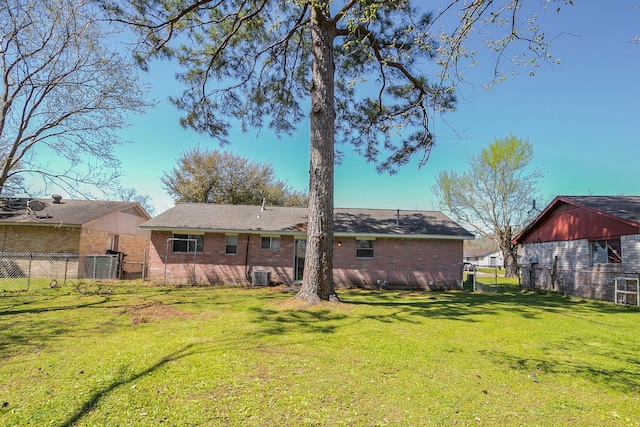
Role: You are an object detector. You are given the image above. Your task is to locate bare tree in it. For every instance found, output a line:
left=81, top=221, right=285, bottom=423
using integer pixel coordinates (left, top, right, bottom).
left=0, top=0, right=152, bottom=198
left=116, top=187, right=156, bottom=216
left=102, top=0, right=568, bottom=303
left=433, top=135, right=542, bottom=277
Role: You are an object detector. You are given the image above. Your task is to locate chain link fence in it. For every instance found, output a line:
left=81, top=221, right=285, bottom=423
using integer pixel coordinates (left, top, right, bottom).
left=522, top=265, right=640, bottom=304
left=0, top=252, right=123, bottom=291
left=463, top=264, right=522, bottom=293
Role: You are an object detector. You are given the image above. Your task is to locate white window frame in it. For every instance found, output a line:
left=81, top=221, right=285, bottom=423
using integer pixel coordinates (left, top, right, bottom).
left=356, top=238, right=375, bottom=259
left=225, top=235, right=239, bottom=255
left=261, top=236, right=281, bottom=250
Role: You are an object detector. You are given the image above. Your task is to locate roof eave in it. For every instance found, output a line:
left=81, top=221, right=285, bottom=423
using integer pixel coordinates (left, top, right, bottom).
left=0, top=221, right=81, bottom=228
left=140, top=225, right=473, bottom=240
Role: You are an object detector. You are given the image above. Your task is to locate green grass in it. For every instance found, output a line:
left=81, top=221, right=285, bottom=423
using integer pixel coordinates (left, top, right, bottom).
left=1, top=284, right=639, bottom=426
left=0, top=277, right=59, bottom=292
left=464, top=268, right=521, bottom=292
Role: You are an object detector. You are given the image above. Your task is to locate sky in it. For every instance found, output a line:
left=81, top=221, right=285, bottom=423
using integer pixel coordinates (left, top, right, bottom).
left=35, top=2, right=640, bottom=216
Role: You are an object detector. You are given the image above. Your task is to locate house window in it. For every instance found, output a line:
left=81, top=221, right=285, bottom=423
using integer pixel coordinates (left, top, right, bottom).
left=591, top=239, right=622, bottom=264
left=356, top=239, right=375, bottom=258
left=172, top=234, right=204, bottom=253
left=261, top=236, right=280, bottom=250
left=225, top=235, right=238, bottom=255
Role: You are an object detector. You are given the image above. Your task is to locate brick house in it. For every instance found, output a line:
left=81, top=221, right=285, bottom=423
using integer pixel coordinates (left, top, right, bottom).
left=0, top=196, right=151, bottom=278
left=512, top=195, right=640, bottom=302
left=463, top=244, right=503, bottom=268
left=139, top=203, right=474, bottom=289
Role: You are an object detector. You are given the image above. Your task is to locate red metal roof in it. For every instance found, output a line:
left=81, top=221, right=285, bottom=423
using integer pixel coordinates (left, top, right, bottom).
left=513, top=196, right=640, bottom=244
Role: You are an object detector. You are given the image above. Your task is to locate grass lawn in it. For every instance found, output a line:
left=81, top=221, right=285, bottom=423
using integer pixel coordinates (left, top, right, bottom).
left=1, top=284, right=639, bottom=426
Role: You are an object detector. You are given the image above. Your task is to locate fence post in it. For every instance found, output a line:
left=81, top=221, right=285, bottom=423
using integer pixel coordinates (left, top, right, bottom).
left=142, top=248, right=147, bottom=280
left=26, top=253, right=32, bottom=290
left=64, top=256, right=69, bottom=285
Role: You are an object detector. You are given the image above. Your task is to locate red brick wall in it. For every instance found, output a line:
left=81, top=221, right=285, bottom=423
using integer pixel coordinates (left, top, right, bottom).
left=147, top=232, right=296, bottom=285
left=333, top=237, right=463, bottom=290
left=148, top=231, right=464, bottom=289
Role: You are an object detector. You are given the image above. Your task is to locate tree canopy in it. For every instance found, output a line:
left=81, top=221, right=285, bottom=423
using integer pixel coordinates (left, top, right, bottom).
left=433, top=134, right=542, bottom=277
left=0, top=0, right=151, bottom=198
left=162, top=148, right=308, bottom=207
left=103, top=0, right=568, bottom=302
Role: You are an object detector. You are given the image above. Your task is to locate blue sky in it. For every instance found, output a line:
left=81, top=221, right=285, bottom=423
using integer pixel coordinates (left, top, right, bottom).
left=103, top=2, right=639, bottom=215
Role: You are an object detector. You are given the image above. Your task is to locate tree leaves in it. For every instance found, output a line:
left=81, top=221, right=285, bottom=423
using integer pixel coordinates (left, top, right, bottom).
left=161, top=147, right=308, bottom=206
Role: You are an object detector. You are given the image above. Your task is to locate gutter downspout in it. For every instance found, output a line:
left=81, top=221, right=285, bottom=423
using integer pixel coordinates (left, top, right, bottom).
left=245, top=234, right=251, bottom=284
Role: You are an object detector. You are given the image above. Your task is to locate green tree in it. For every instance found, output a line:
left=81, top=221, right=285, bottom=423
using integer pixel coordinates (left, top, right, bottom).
left=0, top=0, right=151, bottom=198
left=161, top=148, right=307, bottom=207
left=103, top=0, right=565, bottom=303
left=433, top=135, right=542, bottom=277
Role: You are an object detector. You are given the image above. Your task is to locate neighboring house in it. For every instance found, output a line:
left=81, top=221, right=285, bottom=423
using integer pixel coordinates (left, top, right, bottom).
left=138, top=203, right=474, bottom=290
left=0, top=196, right=151, bottom=278
left=512, top=195, right=640, bottom=302
left=463, top=245, right=503, bottom=268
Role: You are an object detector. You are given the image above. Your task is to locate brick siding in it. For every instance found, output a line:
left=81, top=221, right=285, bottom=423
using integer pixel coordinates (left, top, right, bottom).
left=0, top=225, right=81, bottom=253
left=147, top=231, right=464, bottom=289
left=519, top=234, right=640, bottom=301
left=0, top=224, right=149, bottom=279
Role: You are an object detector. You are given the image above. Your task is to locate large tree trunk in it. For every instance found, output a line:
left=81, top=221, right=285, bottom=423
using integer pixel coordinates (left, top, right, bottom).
left=498, top=228, right=518, bottom=278
left=295, top=3, right=338, bottom=304
left=502, top=246, right=518, bottom=278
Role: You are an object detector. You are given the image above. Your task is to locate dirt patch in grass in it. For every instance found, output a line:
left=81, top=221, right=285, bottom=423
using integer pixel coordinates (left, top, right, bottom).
left=118, top=301, right=194, bottom=325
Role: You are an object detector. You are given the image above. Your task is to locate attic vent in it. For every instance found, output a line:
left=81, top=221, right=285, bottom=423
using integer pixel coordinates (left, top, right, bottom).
left=52, top=194, right=62, bottom=204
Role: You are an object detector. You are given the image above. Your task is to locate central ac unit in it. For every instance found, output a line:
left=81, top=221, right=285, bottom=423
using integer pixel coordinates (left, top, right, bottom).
left=252, top=269, right=270, bottom=286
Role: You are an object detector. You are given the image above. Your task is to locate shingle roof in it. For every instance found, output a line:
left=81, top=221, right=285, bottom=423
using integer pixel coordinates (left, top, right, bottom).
left=140, top=203, right=474, bottom=238
left=0, top=197, right=149, bottom=226
left=463, top=246, right=500, bottom=258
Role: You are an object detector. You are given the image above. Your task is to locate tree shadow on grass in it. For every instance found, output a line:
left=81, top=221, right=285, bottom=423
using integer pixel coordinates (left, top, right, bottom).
left=247, top=290, right=635, bottom=340
left=0, top=298, right=120, bottom=360
left=248, top=306, right=349, bottom=337
left=245, top=291, right=526, bottom=341
left=60, top=344, right=197, bottom=427
left=0, top=296, right=114, bottom=317
left=339, top=290, right=633, bottom=323
left=340, top=291, right=536, bottom=322
left=479, top=339, right=640, bottom=395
